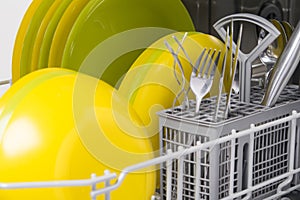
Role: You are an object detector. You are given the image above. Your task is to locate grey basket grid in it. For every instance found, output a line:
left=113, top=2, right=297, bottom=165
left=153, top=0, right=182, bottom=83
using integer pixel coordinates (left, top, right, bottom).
left=158, top=85, right=300, bottom=200
left=0, top=93, right=299, bottom=199
left=251, top=114, right=290, bottom=199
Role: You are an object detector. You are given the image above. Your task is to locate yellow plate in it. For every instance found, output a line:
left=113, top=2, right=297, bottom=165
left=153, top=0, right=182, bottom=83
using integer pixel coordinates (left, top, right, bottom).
left=0, top=68, right=155, bottom=200
left=11, top=0, right=53, bottom=83
left=30, top=0, right=63, bottom=71
left=38, top=0, right=73, bottom=69
left=48, top=0, right=90, bottom=68
left=270, top=19, right=287, bottom=57
left=281, top=21, right=294, bottom=40
left=118, top=32, right=226, bottom=151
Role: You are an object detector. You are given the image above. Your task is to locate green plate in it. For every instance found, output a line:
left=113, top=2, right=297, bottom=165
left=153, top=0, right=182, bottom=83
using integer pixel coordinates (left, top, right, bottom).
left=61, top=0, right=194, bottom=87
left=48, top=0, right=90, bottom=68
left=14, top=0, right=54, bottom=82
left=38, top=0, right=73, bottom=69
left=12, top=0, right=42, bottom=83
left=30, top=0, right=62, bottom=72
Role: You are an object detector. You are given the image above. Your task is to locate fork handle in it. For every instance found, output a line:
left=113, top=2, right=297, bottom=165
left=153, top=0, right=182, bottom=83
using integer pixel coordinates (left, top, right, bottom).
left=195, top=97, right=202, bottom=113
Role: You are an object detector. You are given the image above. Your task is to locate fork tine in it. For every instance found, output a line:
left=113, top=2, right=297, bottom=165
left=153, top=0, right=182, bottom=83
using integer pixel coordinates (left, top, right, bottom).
left=224, top=23, right=243, bottom=118
left=203, top=49, right=216, bottom=77
left=209, top=50, right=221, bottom=78
left=164, top=40, right=185, bottom=80
left=193, top=48, right=207, bottom=74
left=222, top=26, right=230, bottom=78
left=173, top=35, right=194, bottom=70
left=198, top=48, right=212, bottom=76
left=165, top=39, right=190, bottom=110
left=229, top=19, right=234, bottom=79
left=214, top=28, right=230, bottom=121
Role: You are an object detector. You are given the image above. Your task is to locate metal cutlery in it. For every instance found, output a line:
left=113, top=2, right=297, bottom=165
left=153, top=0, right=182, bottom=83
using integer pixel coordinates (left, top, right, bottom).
left=257, top=19, right=287, bottom=91
left=224, top=23, right=243, bottom=118
left=281, top=21, right=300, bottom=86
left=258, top=19, right=297, bottom=88
left=164, top=36, right=190, bottom=110
left=214, top=13, right=280, bottom=102
left=190, top=48, right=220, bottom=113
left=258, top=28, right=278, bottom=88
left=262, top=21, right=300, bottom=107
left=167, top=35, right=223, bottom=115
left=214, top=26, right=229, bottom=121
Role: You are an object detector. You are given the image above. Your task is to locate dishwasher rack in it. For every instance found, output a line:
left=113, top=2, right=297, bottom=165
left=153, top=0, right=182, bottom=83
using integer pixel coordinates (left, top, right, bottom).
left=0, top=79, right=11, bottom=86
left=158, top=85, right=300, bottom=200
left=0, top=80, right=299, bottom=200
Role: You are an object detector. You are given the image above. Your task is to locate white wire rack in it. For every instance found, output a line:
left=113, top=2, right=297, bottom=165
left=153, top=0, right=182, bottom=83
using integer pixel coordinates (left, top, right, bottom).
left=0, top=110, right=298, bottom=199
left=0, top=79, right=299, bottom=199
left=0, top=79, right=11, bottom=86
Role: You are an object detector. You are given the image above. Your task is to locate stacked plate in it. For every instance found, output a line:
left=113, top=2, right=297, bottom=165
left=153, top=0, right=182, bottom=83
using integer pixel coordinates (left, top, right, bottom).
left=12, top=0, right=195, bottom=86
left=3, top=0, right=197, bottom=199
left=0, top=0, right=231, bottom=199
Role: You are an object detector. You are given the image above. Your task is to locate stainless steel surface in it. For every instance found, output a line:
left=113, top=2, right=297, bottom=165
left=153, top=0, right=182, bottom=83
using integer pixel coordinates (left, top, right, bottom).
left=214, top=26, right=229, bottom=121
left=257, top=20, right=300, bottom=89
left=282, top=22, right=300, bottom=86
left=290, top=0, right=300, bottom=26
left=164, top=37, right=190, bottom=110
left=181, top=0, right=293, bottom=34
left=262, top=21, right=300, bottom=107
left=181, top=0, right=298, bottom=89
left=190, top=48, right=220, bottom=113
left=213, top=13, right=280, bottom=102
left=224, top=23, right=243, bottom=118
left=258, top=19, right=287, bottom=89
left=172, top=34, right=195, bottom=109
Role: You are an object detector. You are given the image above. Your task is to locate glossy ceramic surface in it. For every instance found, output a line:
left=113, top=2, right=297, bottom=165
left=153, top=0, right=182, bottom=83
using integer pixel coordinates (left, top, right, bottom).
left=48, top=0, right=90, bottom=68
left=0, top=68, right=155, bottom=200
left=61, top=0, right=194, bottom=87
left=38, top=0, right=73, bottom=69
left=12, top=0, right=54, bottom=83
left=30, top=0, right=63, bottom=71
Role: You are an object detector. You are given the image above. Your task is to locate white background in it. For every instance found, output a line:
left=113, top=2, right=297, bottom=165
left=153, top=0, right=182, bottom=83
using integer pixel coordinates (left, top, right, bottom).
left=0, top=1, right=31, bottom=96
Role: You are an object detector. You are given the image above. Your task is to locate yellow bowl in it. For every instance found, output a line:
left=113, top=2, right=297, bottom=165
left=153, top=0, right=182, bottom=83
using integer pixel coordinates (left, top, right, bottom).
left=118, top=32, right=226, bottom=151
left=0, top=68, right=155, bottom=200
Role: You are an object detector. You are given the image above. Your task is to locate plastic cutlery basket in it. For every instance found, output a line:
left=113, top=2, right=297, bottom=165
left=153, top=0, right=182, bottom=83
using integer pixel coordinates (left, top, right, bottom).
left=158, top=85, right=300, bottom=199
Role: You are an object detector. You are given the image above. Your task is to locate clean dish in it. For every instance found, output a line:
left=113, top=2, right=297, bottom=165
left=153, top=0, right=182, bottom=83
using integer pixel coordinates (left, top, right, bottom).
left=118, top=32, right=226, bottom=151
left=270, top=19, right=287, bottom=57
left=61, top=0, right=194, bottom=87
left=0, top=68, right=155, bottom=200
left=38, top=0, right=73, bottom=69
left=12, top=0, right=54, bottom=83
left=11, top=0, right=42, bottom=83
left=30, top=0, right=63, bottom=71
left=281, top=21, right=294, bottom=39
left=48, top=0, right=90, bottom=68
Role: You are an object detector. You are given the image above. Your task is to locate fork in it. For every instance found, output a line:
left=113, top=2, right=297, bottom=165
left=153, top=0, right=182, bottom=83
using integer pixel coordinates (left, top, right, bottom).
left=214, top=26, right=230, bottom=121
left=224, top=23, right=243, bottom=118
left=190, top=48, right=221, bottom=113
left=164, top=37, right=190, bottom=110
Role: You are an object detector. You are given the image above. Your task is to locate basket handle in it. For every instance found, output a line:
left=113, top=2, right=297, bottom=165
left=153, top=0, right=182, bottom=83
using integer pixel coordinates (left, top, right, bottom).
left=213, top=13, right=281, bottom=102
